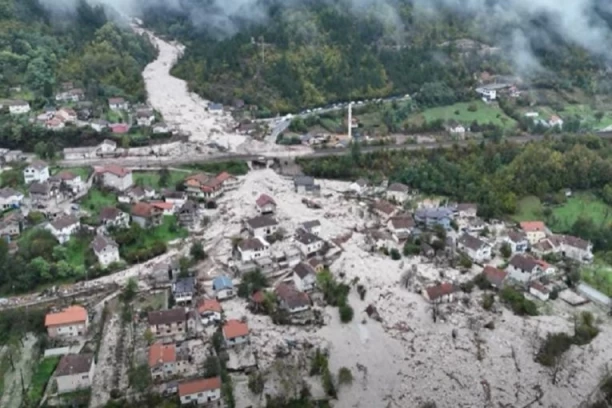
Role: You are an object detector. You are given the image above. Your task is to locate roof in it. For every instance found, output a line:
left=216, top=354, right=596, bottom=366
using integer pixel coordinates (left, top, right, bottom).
left=425, top=282, right=455, bottom=300
left=28, top=160, right=48, bottom=171
left=415, top=207, right=453, bottom=220
left=108, top=97, right=125, bottom=104
left=308, top=257, right=324, bottom=269
left=519, top=221, right=546, bottom=232
left=301, top=220, right=321, bottom=231
left=173, top=277, right=196, bottom=294
left=45, top=305, right=88, bottom=327
left=457, top=233, right=486, bottom=251
left=223, top=319, right=249, bottom=339
left=530, top=281, right=549, bottom=294
left=96, top=165, right=131, bottom=177
left=275, top=283, right=310, bottom=309
left=294, top=175, right=315, bottom=186
left=151, top=201, right=174, bottom=211
left=295, top=229, right=322, bottom=245
left=372, top=200, right=396, bottom=216
left=389, top=216, right=414, bottom=230
left=178, top=377, right=221, bottom=397
left=50, top=215, right=79, bottom=230
left=216, top=171, right=234, bottom=182
left=246, top=215, right=278, bottom=229
left=212, top=276, right=233, bottom=291
left=0, top=187, right=21, bottom=198
left=56, top=354, right=94, bottom=376
left=456, top=203, right=477, bottom=212
left=354, top=178, right=368, bottom=187
left=56, top=171, right=78, bottom=181
left=256, top=194, right=276, bottom=208
left=387, top=182, right=409, bottom=193
left=509, top=254, right=540, bottom=273
left=560, top=234, right=590, bottom=250
left=251, top=291, right=265, bottom=303
left=482, top=266, right=507, bottom=287
left=148, top=309, right=187, bottom=326
left=238, top=237, right=266, bottom=251
left=91, top=234, right=118, bottom=253
left=131, top=202, right=157, bottom=218
left=99, top=207, right=122, bottom=221
left=198, top=299, right=222, bottom=314
left=29, top=182, right=50, bottom=195
left=293, top=262, right=316, bottom=279
left=209, top=103, right=223, bottom=110
left=507, top=230, right=527, bottom=243
left=148, top=343, right=176, bottom=367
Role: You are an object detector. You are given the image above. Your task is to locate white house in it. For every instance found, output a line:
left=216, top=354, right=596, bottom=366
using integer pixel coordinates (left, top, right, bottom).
left=457, top=233, right=491, bottom=263
left=172, top=277, right=196, bottom=305
left=23, top=160, right=49, bottom=184
left=387, top=216, right=414, bottom=242
left=153, top=122, right=170, bottom=134
left=91, top=120, right=109, bottom=132
left=475, top=87, right=496, bottom=101
left=386, top=183, right=409, bottom=203
left=198, top=299, right=222, bottom=326
left=98, top=139, right=117, bottom=154
left=108, top=97, right=129, bottom=111
left=292, top=262, right=317, bottom=292
left=212, top=276, right=235, bottom=300
left=549, top=115, right=564, bottom=129
left=216, top=172, right=240, bottom=191
left=55, top=171, right=84, bottom=193
left=275, top=283, right=311, bottom=314
left=447, top=122, right=466, bottom=135
left=55, top=354, right=95, bottom=394
left=222, top=320, right=249, bottom=347
left=99, top=207, right=130, bottom=230
left=0, top=187, right=24, bottom=210
left=91, top=234, right=120, bottom=267
left=45, top=305, right=88, bottom=338
left=8, top=100, right=30, bottom=114
left=529, top=281, right=550, bottom=301
left=507, top=254, right=543, bottom=283
left=236, top=237, right=270, bottom=262
left=519, top=221, right=547, bottom=245
left=46, top=215, right=80, bottom=244
left=178, top=377, right=221, bottom=406
left=295, top=229, right=324, bottom=256
left=136, top=109, right=155, bottom=126
left=349, top=178, right=369, bottom=195
left=96, top=165, right=133, bottom=191
left=255, top=194, right=277, bottom=214
left=55, top=88, right=84, bottom=103
left=300, top=220, right=321, bottom=236
left=535, top=235, right=594, bottom=263
left=246, top=215, right=278, bottom=238
left=505, top=230, right=529, bottom=253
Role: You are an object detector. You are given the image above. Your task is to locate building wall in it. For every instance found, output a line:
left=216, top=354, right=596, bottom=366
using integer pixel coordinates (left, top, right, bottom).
left=56, top=360, right=95, bottom=394
left=386, top=191, right=408, bottom=203
left=293, top=274, right=315, bottom=292
left=47, top=321, right=88, bottom=338
left=225, top=334, right=249, bottom=347
left=251, top=225, right=278, bottom=238
left=525, top=231, right=546, bottom=245
left=200, top=311, right=221, bottom=326
left=507, top=265, right=541, bottom=283
left=180, top=388, right=221, bottom=405
left=102, top=173, right=133, bottom=192
left=150, top=321, right=186, bottom=337
left=239, top=247, right=269, bottom=262
left=151, top=362, right=176, bottom=380
left=96, top=247, right=120, bottom=266
left=216, top=288, right=234, bottom=300
left=24, top=167, right=50, bottom=184
left=132, top=215, right=147, bottom=229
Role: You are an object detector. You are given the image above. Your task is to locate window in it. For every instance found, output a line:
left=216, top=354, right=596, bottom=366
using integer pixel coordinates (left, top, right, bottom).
left=82, top=375, right=89, bottom=380
left=198, top=393, right=204, bottom=397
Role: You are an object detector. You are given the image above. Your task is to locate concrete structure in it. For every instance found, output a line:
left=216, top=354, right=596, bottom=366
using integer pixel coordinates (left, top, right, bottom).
left=213, top=276, right=235, bottom=300
left=507, top=254, right=543, bottom=283
left=386, top=183, right=409, bottom=203
left=46, top=215, right=80, bottom=244
left=292, top=262, right=317, bottom=292
left=295, top=229, right=324, bottom=256
left=236, top=237, right=270, bottom=262
left=246, top=215, right=278, bottom=238
left=178, top=377, right=222, bottom=405
left=91, top=235, right=120, bottom=266
left=0, top=187, right=24, bottom=210
left=198, top=299, right=222, bottom=326
left=223, top=319, right=249, bottom=347
left=96, top=165, right=133, bottom=191
left=456, top=233, right=491, bottom=263
left=23, top=160, right=49, bottom=184
left=519, top=221, right=547, bottom=245
left=148, top=309, right=188, bottom=337
left=45, top=305, right=88, bottom=338
left=55, top=354, right=95, bottom=394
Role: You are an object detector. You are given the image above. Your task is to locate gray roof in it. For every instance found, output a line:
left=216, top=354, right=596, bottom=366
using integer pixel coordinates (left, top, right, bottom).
left=415, top=207, right=453, bottom=220
left=148, top=308, right=187, bottom=325
left=295, top=229, right=322, bottom=245
left=293, top=262, right=316, bottom=279
left=56, top=354, right=93, bottom=376
left=91, top=234, right=117, bottom=253
left=246, top=215, right=278, bottom=229
left=301, top=220, right=321, bottom=231
left=507, top=230, right=527, bottom=243
left=99, top=207, right=122, bottom=221
left=238, top=238, right=266, bottom=251
left=50, top=215, right=79, bottom=230
left=29, top=182, right=50, bottom=195
left=387, top=182, right=409, bottom=193
left=275, top=283, right=310, bottom=309
left=294, top=176, right=315, bottom=186
left=173, top=277, right=196, bottom=294
left=28, top=160, right=48, bottom=171
left=458, top=233, right=486, bottom=251
left=509, top=254, right=539, bottom=273
left=0, top=187, right=21, bottom=199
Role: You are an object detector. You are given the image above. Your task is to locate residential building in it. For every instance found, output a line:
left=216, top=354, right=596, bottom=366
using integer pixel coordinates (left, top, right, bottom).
left=423, top=282, right=456, bottom=303
left=23, top=160, right=49, bottom=184
left=308, top=257, right=325, bottom=273
left=149, top=343, right=177, bottom=381
left=99, top=139, right=117, bottom=154
left=57, top=107, right=77, bottom=123
left=475, top=87, right=497, bottom=101
left=153, top=122, right=170, bottom=134
left=246, top=215, right=278, bottom=238
left=529, top=281, right=550, bottom=301
left=371, top=230, right=395, bottom=251
left=47, top=215, right=80, bottom=244
left=173, top=277, right=196, bottom=305
left=29, top=182, right=53, bottom=205
left=212, top=276, right=235, bottom=300
left=178, top=377, right=222, bottom=405
left=519, top=221, right=547, bottom=245
left=294, top=176, right=321, bottom=195
left=95, top=165, right=133, bottom=191
left=184, top=173, right=224, bottom=200
left=0, top=187, right=24, bottom=210
left=372, top=200, right=398, bottom=219
left=456, top=233, right=491, bottom=263
left=455, top=203, right=478, bottom=218
left=482, top=265, right=507, bottom=289
left=55, top=88, right=84, bottom=102
left=222, top=319, right=249, bottom=347
left=198, top=299, right=222, bottom=326
left=136, top=108, right=155, bottom=126
left=507, top=254, right=543, bottom=283
left=387, top=215, right=414, bottom=242
left=275, top=283, right=311, bottom=314
left=55, top=171, right=84, bottom=193
left=446, top=120, right=466, bottom=135
left=236, top=237, right=269, bottom=262
left=45, top=305, right=88, bottom=338
left=0, top=212, right=22, bottom=238
left=505, top=230, right=529, bottom=253
left=131, top=202, right=163, bottom=228
left=177, top=200, right=199, bottom=228
left=414, top=207, right=453, bottom=230
left=91, top=119, right=109, bottom=132
left=255, top=194, right=277, bottom=214
left=99, top=207, right=130, bottom=230
left=349, top=178, right=369, bottom=195
left=549, top=115, right=564, bottom=129
left=163, top=189, right=188, bottom=206
left=8, top=99, right=30, bottom=114
left=108, top=97, right=129, bottom=111
left=91, top=235, right=120, bottom=266
left=292, top=262, right=317, bottom=292
left=151, top=201, right=175, bottom=216
left=295, top=229, right=324, bottom=256
left=55, top=354, right=95, bottom=394
left=386, top=183, right=410, bottom=203
left=148, top=309, right=187, bottom=337
left=533, top=234, right=593, bottom=263
left=300, top=220, right=321, bottom=236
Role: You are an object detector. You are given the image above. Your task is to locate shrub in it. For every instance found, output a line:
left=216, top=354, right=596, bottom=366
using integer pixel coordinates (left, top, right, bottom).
left=467, top=103, right=478, bottom=112
left=481, top=294, right=495, bottom=311
left=339, top=304, right=354, bottom=323
left=500, top=287, right=538, bottom=316
left=390, top=248, right=401, bottom=260
left=536, top=332, right=573, bottom=367
left=247, top=372, right=265, bottom=394
left=459, top=255, right=473, bottom=269
left=460, top=281, right=474, bottom=293
left=357, top=284, right=366, bottom=300
left=310, top=348, right=328, bottom=376
left=338, top=367, right=353, bottom=385
left=500, top=242, right=512, bottom=259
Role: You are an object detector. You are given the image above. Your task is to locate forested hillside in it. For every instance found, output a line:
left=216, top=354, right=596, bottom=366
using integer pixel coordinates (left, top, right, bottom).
left=141, top=0, right=612, bottom=114
left=0, top=0, right=156, bottom=103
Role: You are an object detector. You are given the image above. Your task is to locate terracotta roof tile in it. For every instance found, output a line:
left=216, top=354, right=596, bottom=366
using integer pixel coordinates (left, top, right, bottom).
left=45, top=305, right=87, bottom=327
left=223, top=319, right=249, bottom=339
left=198, top=299, right=222, bottom=314
left=178, top=377, right=221, bottom=397
left=520, top=221, right=546, bottom=232
left=148, top=343, right=176, bottom=367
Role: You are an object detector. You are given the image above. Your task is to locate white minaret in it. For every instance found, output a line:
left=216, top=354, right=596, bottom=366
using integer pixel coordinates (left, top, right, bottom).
left=347, top=102, right=352, bottom=139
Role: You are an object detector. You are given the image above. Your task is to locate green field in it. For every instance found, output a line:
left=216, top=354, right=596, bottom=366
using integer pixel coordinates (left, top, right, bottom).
left=581, top=262, right=612, bottom=297
left=27, top=357, right=59, bottom=405
left=560, top=104, right=612, bottom=131
left=132, top=170, right=189, bottom=189
left=513, top=193, right=612, bottom=232
left=51, top=166, right=91, bottom=180
left=146, top=215, right=188, bottom=244
left=79, top=188, right=118, bottom=214
left=65, top=236, right=92, bottom=268
left=415, top=101, right=517, bottom=129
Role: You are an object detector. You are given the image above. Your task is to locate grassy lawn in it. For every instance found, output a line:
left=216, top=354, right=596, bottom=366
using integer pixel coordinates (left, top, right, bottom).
left=513, top=193, right=612, bottom=232
left=79, top=188, right=118, bottom=215
left=147, top=215, right=188, bottom=244
left=65, top=236, right=92, bottom=268
left=581, top=262, right=612, bottom=297
left=184, top=160, right=249, bottom=175
left=51, top=166, right=91, bottom=180
left=132, top=170, right=189, bottom=189
left=27, top=357, right=59, bottom=405
left=413, top=101, right=517, bottom=129
left=559, top=104, right=612, bottom=131
left=135, top=290, right=168, bottom=311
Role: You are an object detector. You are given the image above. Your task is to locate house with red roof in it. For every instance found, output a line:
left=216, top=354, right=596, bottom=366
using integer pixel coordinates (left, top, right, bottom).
left=45, top=305, right=88, bottom=338
left=216, top=171, right=239, bottom=191
left=197, top=299, right=222, bottom=326
left=256, top=194, right=276, bottom=214
left=95, top=165, right=133, bottom=192
left=423, top=282, right=456, bottom=303
left=148, top=343, right=177, bottom=381
left=109, top=123, right=130, bottom=134
left=519, top=221, right=548, bottom=245
left=184, top=173, right=223, bottom=200
left=222, top=319, right=249, bottom=347
left=131, top=202, right=163, bottom=228
left=178, top=377, right=222, bottom=405
left=482, top=265, right=507, bottom=289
